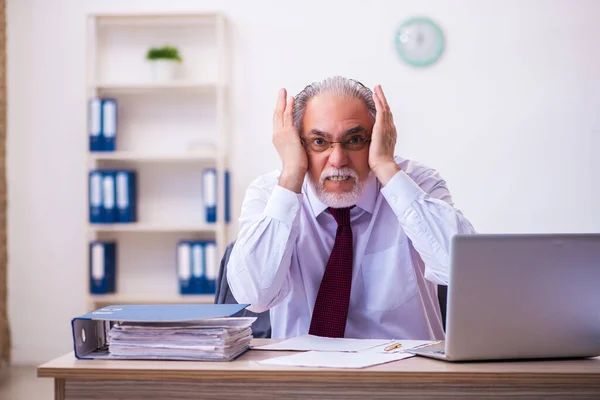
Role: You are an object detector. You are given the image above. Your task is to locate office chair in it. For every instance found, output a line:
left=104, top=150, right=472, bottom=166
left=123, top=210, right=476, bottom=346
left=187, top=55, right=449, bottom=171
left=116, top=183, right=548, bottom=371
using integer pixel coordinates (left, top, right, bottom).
left=215, top=241, right=448, bottom=337
left=214, top=241, right=272, bottom=338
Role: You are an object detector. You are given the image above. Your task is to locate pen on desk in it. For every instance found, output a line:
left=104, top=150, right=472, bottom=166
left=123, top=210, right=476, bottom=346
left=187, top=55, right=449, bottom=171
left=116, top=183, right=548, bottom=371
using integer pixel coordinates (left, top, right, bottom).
left=384, top=343, right=402, bottom=352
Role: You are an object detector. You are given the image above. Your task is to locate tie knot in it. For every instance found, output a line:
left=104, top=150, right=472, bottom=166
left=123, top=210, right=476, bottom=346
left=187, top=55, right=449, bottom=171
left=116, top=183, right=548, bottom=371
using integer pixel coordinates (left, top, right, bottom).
left=328, top=207, right=353, bottom=227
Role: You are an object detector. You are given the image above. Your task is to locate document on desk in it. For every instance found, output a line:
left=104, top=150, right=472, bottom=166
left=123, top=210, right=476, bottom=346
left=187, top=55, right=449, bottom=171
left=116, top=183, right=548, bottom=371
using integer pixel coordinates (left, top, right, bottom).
left=252, top=335, right=393, bottom=352
left=255, top=338, right=440, bottom=368
left=257, top=350, right=415, bottom=369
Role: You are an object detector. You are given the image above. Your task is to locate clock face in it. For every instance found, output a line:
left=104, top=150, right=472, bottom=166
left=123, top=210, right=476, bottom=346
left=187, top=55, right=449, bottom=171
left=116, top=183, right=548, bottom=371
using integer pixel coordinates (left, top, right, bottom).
left=394, top=17, right=445, bottom=67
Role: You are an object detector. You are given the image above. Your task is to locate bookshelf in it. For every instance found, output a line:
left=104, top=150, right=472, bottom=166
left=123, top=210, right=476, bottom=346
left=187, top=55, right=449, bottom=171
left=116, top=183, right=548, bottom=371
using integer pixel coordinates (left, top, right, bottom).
left=85, top=12, right=230, bottom=310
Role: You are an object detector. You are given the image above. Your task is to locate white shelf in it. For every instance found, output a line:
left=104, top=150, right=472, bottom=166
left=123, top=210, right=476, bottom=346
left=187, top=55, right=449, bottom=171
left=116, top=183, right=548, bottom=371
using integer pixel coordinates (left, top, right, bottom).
left=94, top=13, right=220, bottom=27
left=89, top=151, right=218, bottom=163
left=89, top=293, right=215, bottom=305
left=94, top=81, right=220, bottom=92
left=89, top=223, right=219, bottom=233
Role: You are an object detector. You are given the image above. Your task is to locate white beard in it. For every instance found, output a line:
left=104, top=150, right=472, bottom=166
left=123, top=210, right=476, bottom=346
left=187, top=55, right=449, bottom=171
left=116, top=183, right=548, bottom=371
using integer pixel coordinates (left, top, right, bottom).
left=309, top=167, right=367, bottom=208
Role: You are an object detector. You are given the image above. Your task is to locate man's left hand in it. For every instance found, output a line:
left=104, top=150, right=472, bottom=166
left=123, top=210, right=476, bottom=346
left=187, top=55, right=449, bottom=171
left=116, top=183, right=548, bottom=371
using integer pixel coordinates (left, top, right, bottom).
left=369, top=85, right=400, bottom=185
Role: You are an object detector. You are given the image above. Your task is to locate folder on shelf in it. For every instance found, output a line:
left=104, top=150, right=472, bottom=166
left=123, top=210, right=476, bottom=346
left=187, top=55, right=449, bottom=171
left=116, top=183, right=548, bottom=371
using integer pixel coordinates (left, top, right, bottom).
left=89, top=170, right=104, bottom=223
left=88, top=98, right=103, bottom=152
left=202, top=168, right=217, bottom=223
left=71, top=304, right=255, bottom=361
left=89, top=241, right=117, bottom=294
left=191, top=241, right=207, bottom=294
left=204, top=241, right=218, bottom=294
left=202, top=169, right=231, bottom=223
left=224, top=171, right=231, bottom=223
left=101, top=98, right=117, bottom=151
left=176, top=241, right=194, bottom=295
left=102, top=170, right=117, bottom=223
left=116, top=170, right=137, bottom=223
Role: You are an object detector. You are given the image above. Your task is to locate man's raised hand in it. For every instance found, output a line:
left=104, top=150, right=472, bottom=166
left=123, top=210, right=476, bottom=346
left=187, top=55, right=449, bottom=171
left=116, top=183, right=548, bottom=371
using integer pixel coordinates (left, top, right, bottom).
left=273, top=88, right=308, bottom=193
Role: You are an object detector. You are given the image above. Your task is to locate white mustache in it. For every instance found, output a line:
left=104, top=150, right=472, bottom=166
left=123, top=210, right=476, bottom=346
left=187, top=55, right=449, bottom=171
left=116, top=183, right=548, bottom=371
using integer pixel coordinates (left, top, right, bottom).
left=320, top=168, right=359, bottom=182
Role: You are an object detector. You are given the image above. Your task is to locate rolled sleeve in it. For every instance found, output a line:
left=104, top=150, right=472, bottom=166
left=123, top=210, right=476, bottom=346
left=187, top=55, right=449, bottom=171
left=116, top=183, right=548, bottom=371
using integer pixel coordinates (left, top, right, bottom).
left=380, top=170, right=426, bottom=216
left=264, top=184, right=303, bottom=226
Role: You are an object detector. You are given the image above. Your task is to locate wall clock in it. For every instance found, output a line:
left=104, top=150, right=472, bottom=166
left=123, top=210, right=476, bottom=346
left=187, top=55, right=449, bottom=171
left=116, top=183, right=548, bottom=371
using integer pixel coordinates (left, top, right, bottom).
left=394, top=17, right=445, bottom=68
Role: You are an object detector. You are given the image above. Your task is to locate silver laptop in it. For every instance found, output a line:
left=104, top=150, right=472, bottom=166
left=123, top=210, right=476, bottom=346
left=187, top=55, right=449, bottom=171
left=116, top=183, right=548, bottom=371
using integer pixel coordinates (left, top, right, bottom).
left=409, top=233, right=600, bottom=361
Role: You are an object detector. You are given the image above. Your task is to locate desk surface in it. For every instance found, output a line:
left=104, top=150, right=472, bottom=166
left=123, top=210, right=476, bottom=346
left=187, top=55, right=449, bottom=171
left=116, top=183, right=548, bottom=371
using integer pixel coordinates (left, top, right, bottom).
left=38, top=339, right=600, bottom=384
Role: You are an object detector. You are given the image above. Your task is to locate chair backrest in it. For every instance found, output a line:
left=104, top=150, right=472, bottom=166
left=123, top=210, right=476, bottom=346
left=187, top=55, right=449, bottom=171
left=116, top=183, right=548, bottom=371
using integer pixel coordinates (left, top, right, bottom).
left=214, top=241, right=272, bottom=338
left=214, top=241, right=448, bottom=337
left=438, top=284, right=448, bottom=331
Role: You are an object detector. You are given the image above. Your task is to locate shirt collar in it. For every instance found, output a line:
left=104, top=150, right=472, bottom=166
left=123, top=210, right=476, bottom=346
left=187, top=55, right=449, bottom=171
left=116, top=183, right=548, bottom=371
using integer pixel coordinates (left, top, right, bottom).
left=304, top=172, right=378, bottom=218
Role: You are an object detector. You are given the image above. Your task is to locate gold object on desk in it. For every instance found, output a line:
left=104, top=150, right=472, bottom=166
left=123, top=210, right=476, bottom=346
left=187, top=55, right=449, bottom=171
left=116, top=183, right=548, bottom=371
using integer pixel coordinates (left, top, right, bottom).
left=384, top=343, right=403, bottom=352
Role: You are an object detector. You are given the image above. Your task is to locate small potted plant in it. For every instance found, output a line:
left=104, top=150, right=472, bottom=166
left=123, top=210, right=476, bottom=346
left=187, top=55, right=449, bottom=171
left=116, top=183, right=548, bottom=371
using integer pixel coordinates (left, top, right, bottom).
left=146, top=45, right=183, bottom=81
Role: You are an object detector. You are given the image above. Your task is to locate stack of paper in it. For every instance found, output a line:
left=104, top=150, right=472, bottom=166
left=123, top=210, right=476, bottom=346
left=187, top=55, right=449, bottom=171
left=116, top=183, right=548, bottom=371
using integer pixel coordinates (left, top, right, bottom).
left=107, top=317, right=256, bottom=361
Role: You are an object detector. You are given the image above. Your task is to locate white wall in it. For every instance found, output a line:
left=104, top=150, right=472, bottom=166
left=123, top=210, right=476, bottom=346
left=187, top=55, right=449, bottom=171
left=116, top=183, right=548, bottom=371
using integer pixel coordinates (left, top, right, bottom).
left=7, top=0, right=600, bottom=364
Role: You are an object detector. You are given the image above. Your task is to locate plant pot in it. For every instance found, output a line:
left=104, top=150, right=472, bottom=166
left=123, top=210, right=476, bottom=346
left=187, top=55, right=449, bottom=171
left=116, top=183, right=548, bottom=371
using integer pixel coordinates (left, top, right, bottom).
left=150, top=59, right=179, bottom=82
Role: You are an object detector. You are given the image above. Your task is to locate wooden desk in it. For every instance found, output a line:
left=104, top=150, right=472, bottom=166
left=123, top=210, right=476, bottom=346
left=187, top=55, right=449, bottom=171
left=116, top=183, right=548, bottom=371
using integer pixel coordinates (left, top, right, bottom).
left=38, top=339, right=600, bottom=399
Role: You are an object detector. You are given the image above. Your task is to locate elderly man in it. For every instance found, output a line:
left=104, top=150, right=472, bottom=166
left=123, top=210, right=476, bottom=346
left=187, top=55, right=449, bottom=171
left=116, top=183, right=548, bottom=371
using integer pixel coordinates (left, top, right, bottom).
left=227, top=76, right=475, bottom=340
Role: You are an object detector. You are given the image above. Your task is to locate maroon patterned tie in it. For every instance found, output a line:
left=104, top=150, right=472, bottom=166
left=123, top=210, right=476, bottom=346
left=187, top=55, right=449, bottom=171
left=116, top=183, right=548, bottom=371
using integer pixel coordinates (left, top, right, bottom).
left=309, top=206, right=354, bottom=338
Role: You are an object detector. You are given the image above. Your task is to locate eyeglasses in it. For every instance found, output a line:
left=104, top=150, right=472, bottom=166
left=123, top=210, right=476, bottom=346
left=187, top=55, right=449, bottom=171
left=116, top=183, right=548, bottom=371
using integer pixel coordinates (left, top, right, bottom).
left=300, top=136, right=371, bottom=153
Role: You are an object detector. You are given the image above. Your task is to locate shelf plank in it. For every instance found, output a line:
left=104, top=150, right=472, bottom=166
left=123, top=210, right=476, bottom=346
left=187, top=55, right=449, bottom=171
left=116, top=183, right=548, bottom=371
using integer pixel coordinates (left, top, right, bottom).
left=89, top=223, right=219, bottom=233
left=88, top=151, right=218, bottom=163
left=94, top=81, right=220, bottom=92
left=94, top=13, right=221, bottom=27
left=89, top=293, right=215, bottom=305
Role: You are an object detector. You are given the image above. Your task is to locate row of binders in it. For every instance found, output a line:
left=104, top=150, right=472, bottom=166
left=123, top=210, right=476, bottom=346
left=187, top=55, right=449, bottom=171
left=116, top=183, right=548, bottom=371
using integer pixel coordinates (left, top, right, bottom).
left=90, top=241, right=219, bottom=295
left=177, top=240, right=219, bottom=295
left=89, top=97, right=117, bottom=152
left=88, top=168, right=230, bottom=224
left=89, top=170, right=137, bottom=223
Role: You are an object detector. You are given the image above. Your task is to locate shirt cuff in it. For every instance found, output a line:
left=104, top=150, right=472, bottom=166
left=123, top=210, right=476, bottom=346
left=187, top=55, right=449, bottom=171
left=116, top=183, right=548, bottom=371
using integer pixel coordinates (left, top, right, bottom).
left=380, top=170, right=426, bottom=216
left=264, top=184, right=303, bottom=226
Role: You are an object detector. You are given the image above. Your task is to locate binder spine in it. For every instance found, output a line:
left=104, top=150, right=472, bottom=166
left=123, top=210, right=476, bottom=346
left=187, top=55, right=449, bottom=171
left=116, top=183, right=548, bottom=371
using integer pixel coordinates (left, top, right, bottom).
left=88, top=98, right=103, bottom=152
left=89, top=170, right=103, bottom=223
left=202, top=168, right=217, bottom=223
left=101, top=98, right=117, bottom=152
left=176, top=241, right=194, bottom=295
left=225, top=170, right=231, bottom=223
left=204, top=241, right=218, bottom=294
left=116, top=170, right=137, bottom=223
left=89, top=241, right=116, bottom=294
left=191, top=242, right=206, bottom=294
left=102, top=170, right=117, bottom=224
left=202, top=169, right=231, bottom=224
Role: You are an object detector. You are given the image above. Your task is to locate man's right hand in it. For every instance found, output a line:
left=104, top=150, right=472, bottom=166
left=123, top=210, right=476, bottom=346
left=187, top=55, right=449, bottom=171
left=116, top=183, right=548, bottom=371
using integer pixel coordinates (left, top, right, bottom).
left=272, top=88, right=308, bottom=194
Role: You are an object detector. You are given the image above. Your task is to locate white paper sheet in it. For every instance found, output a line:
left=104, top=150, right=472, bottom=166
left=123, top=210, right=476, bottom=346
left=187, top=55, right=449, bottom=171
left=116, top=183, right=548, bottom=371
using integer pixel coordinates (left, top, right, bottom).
left=252, top=335, right=393, bottom=352
left=257, top=350, right=415, bottom=369
left=362, top=340, right=441, bottom=354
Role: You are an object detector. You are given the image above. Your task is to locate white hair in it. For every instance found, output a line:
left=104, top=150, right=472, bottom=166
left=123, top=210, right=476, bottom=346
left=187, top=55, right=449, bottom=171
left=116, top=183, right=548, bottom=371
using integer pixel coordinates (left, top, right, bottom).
left=292, top=76, right=376, bottom=133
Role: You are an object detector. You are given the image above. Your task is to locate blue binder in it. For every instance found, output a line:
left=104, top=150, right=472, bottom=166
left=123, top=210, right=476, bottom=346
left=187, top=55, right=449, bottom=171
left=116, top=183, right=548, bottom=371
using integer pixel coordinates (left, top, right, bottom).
left=89, top=170, right=103, bottom=223
left=71, top=304, right=250, bottom=360
left=88, top=98, right=102, bottom=152
left=202, top=169, right=231, bottom=223
left=176, top=241, right=194, bottom=294
left=224, top=171, right=231, bottom=223
left=116, top=170, right=137, bottom=223
left=203, top=240, right=218, bottom=294
left=191, top=241, right=207, bottom=294
left=202, top=168, right=217, bottom=223
left=101, top=98, right=117, bottom=151
left=102, top=170, right=117, bottom=223
left=89, top=241, right=116, bottom=294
